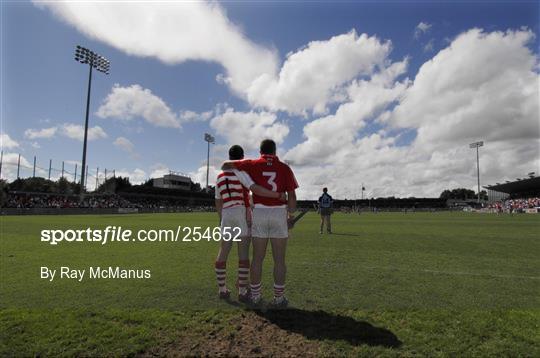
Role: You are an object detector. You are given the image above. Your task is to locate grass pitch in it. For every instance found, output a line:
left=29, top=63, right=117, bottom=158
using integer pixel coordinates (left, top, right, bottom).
left=1, top=212, right=539, bottom=356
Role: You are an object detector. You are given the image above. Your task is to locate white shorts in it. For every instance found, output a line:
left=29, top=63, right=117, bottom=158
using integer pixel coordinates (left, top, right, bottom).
left=221, top=206, right=249, bottom=237
left=252, top=207, right=288, bottom=239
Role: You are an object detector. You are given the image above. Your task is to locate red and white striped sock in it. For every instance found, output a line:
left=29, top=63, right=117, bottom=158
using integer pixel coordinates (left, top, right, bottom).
left=215, top=261, right=227, bottom=293
left=274, top=283, right=285, bottom=298
left=250, top=282, right=262, bottom=299
left=238, top=260, right=250, bottom=295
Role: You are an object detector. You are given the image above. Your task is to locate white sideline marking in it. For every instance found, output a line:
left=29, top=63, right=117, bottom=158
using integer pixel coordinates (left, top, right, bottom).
left=362, top=266, right=540, bottom=280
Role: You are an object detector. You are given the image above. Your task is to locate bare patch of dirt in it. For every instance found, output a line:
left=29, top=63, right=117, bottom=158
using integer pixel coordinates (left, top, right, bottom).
left=139, top=311, right=320, bottom=357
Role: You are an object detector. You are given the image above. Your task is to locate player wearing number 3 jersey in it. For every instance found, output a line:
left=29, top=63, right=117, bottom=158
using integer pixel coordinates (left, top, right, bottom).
left=222, top=139, right=299, bottom=308
left=214, top=145, right=286, bottom=303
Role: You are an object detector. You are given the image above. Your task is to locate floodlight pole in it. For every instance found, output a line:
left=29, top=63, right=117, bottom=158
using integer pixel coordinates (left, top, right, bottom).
left=204, top=133, right=215, bottom=191
left=476, top=146, right=480, bottom=202
left=80, top=64, right=93, bottom=195
left=206, top=140, right=210, bottom=189
left=74, top=45, right=110, bottom=198
left=469, top=141, right=484, bottom=203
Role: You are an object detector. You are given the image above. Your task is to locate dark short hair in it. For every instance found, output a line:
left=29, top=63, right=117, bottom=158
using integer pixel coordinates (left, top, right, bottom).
left=260, top=139, right=276, bottom=155
left=323, top=187, right=328, bottom=192
left=228, top=145, right=244, bottom=160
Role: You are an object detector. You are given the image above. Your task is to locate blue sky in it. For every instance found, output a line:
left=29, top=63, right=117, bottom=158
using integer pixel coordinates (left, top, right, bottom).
left=1, top=1, right=539, bottom=198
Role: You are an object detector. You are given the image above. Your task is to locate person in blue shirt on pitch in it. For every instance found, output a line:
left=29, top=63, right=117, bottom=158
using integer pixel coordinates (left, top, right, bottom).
left=318, top=187, right=333, bottom=234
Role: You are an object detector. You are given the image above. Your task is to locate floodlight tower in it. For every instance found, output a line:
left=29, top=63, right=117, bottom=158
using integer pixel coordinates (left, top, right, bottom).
left=204, top=133, right=215, bottom=191
left=469, top=141, right=484, bottom=203
left=74, top=45, right=110, bottom=196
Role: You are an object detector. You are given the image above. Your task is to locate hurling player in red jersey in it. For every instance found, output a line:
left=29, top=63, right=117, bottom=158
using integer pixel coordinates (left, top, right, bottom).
left=214, top=145, right=286, bottom=302
left=222, top=139, right=298, bottom=308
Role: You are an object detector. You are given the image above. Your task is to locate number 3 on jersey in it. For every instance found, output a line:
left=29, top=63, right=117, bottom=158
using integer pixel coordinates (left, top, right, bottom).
left=262, top=172, right=277, bottom=191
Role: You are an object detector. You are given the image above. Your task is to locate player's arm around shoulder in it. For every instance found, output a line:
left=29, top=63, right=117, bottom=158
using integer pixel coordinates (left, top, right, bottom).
left=233, top=169, right=285, bottom=200
left=252, top=185, right=286, bottom=201
left=221, top=159, right=251, bottom=171
left=221, top=161, right=235, bottom=170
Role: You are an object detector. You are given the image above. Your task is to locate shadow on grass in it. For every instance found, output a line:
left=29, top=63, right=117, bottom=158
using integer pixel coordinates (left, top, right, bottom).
left=255, top=308, right=401, bottom=348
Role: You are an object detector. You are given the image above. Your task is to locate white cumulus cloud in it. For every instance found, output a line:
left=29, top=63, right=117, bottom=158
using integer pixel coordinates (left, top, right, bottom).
left=35, top=2, right=397, bottom=116
left=388, top=29, right=539, bottom=149
left=21, top=124, right=107, bottom=143
left=113, top=168, right=147, bottom=184
left=210, top=108, right=290, bottom=153
left=287, top=28, right=539, bottom=199
left=0, top=152, right=31, bottom=181
left=24, top=127, right=57, bottom=139
left=149, top=163, right=170, bottom=179
left=286, top=59, right=409, bottom=166
left=97, top=84, right=181, bottom=128
left=34, top=1, right=278, bottom=98
left=61, top=123, right=108, bottom=141
left=113, top=136, right=135, bottom=153
left=1, top=133, right=19, bottom=149
left=96, top=84, right=214, bottom=129
left=415, top=22, right=432, bottom=38
left=189, top=164, right=220, bottom=188
left=247, top=30, right=392, bottom=115
left=180, top=110, right=213, bottom=123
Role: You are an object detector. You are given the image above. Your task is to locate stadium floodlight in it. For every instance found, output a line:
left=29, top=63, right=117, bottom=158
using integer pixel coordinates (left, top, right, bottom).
left=204, top=133, right=215, bottom=190
left=469, top=141, right=484, bottom=203
left=74, top=45, right=110, bottom=198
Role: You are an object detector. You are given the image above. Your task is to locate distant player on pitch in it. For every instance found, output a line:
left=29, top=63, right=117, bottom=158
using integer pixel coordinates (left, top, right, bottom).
left=214, top=145, right=285, bottom=302
left=318, top=187, right=333, bottom=234
left=222, top=139, right=298, bottom=308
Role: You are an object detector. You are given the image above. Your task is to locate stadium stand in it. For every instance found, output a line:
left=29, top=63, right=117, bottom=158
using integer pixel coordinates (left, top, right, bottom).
left=484, top=176, right=540, bottom=213
left=485, top=176, right=540, bottom=199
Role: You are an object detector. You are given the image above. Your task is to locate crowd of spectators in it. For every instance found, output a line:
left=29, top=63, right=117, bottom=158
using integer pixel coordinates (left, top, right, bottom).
left=488, top=197, right=540, bottom=213
left=3, top=193, right=214, bottom=212
left=5, top=194, right=133, bottom=209
left=5, top=192, right=538, bottom=214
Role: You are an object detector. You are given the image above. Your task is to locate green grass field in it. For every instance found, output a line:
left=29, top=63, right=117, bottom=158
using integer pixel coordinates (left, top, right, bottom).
left=1, top=212, right=539, bottom=356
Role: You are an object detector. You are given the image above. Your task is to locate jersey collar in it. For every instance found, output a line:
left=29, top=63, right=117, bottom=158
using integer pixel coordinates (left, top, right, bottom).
left=261, top=154, right=279, bottom=160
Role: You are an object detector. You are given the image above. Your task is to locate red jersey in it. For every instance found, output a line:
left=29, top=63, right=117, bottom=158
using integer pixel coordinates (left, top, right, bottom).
left=215, top=171, right=250, bottom=208
left=234, top=154, right=298, bottom=207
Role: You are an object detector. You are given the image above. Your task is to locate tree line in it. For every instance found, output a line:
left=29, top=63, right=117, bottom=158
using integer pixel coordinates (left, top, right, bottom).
left=439, top=188, right=488, bottom=201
